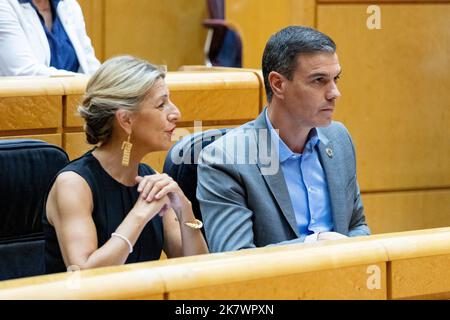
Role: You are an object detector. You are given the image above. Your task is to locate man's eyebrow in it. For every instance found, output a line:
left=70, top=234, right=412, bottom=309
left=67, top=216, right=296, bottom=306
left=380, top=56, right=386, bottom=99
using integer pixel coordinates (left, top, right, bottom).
left=308, top=69, right=342, bottom=78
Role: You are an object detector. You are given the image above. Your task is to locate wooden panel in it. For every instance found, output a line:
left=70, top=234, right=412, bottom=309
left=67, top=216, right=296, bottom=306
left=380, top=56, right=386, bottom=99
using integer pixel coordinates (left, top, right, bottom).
left=362, top=189, right=450, bottom=234
left=372, top=228, right=450, bottom=298
left=103, top=0, right=207, bottom=70
left=379, top=229, right=450, bottom=262
left=65, top=95, right=84, bottom=127
left=64, top=132, right=90, bottom=160
left=77, top=0, right=105, bottom=61
left=319, top=0, right=450, bottom=3
left=0, top=96, right=62, bottom=130
left=390, top=254, right=450, bottom=299
left=226, top=0, right=316, bottom=68
left=61, top=72, right=260, bottom=126
left=0, top=77, right=64, bottom=97
left=159, top=240, right=388, bottom=298
left=60, top=77, right=88, bottom=129
left=175, top=67, right=267, bottom=110
left=171, top=88, right=258, bottom=121
left=58, top=75, right=89, bottom=95
left=167, top=72, right=260, bottom=121
left=0, top=269, right=165, bottom=300
left=0, top=134, right=62, bottom=147
left=318, top=4, right=450, bottom=191
left=170, top=263, right=386, bottom=299
left=1, top=229, right=448, bottom=300
left=291, top=0, right=316, bottom=27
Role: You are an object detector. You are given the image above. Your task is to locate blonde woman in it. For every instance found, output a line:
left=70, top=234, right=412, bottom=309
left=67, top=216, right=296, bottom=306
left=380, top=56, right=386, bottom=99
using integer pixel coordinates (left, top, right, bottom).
left=43, top=56, right=208, bottom=273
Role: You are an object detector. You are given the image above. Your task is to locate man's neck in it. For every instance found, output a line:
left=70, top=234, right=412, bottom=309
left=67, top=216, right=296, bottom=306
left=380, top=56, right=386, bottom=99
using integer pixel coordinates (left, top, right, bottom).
left=267, top=104, right=312, bottom=154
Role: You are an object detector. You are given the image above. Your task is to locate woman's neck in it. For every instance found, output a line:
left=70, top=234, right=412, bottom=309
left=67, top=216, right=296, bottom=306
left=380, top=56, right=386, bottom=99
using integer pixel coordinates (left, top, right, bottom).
left=32, top=0, right=53, bottom=30
left=32, top=0, right=50, bottom=10
left=92, top=141, right=143, bottom=187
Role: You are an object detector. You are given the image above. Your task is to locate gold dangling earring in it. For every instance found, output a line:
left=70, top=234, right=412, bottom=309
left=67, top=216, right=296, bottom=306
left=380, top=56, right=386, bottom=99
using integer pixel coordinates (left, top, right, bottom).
left=121, top=133, right=133, bottom=167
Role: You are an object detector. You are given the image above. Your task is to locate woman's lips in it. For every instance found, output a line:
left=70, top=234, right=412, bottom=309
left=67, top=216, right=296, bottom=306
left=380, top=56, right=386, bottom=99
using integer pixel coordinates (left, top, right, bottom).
left=165, top=127, right=176, bottom=137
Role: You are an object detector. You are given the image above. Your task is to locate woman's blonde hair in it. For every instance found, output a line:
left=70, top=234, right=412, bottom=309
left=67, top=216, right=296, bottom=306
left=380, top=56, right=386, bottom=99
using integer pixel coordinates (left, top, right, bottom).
left=78, top=55, right=166, bottom=145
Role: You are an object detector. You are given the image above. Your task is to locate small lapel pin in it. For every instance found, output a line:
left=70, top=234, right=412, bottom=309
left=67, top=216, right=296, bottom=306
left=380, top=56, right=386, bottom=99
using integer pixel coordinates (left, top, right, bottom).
left=325, top=148, right=333, bottom=158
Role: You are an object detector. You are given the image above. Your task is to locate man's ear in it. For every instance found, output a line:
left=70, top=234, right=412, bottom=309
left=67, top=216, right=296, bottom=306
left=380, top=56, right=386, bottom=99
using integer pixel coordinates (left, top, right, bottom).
left=268, top=71, right=286, bottom=100
left=115, top=109, right=133, bottom=135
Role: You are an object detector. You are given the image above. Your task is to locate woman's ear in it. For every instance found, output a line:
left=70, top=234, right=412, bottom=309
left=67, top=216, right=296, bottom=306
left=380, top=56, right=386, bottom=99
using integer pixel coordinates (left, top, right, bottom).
left=115, top=109, right=133, bottom=135
left=268, top=71, right=286, bottom=100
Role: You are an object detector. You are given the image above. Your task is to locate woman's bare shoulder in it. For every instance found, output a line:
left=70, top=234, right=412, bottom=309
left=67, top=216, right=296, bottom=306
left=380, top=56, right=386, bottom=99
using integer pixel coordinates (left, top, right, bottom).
left=47, top=171, right=93, bottom=221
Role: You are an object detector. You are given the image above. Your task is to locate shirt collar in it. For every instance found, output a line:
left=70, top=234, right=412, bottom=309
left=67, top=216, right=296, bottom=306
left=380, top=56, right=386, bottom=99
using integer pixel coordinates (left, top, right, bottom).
left=265, top=108, right=324, bottom=163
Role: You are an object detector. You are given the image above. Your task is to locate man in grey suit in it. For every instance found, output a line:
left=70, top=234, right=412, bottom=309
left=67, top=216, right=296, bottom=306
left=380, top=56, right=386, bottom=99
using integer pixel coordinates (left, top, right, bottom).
left=197, top=26, right=370, bottom=252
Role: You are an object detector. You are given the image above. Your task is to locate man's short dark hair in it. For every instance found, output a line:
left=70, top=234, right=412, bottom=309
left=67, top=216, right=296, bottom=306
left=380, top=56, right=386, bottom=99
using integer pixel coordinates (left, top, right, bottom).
left=262, top=26, right=336, bottom=102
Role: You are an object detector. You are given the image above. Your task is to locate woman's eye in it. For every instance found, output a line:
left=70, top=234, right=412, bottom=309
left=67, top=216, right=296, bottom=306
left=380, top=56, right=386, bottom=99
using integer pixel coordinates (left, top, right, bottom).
left=157, top=103, right=165, bottom=109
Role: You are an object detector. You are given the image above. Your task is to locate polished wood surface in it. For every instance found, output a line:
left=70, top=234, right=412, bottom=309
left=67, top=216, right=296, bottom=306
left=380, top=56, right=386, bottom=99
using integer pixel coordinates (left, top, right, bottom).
left=78, top=0, right=208, bottom=70
left=362, top=189, right=450, bottom=234
left=177, top=66, right=267, bottom=108
left=224, top=1, right=450, bottom=193
left=62, top=72, right=260, bottom=126
left=0, top=71, right=259, bottom=158
left=0, top=96, right=61, bottom=131
left=318, top=3, right=450, bottom=191
left=0, top=228, right=448, bottom=299
left=390, top=254, right=450, bottom=299
left=319, top=0, right=450, bottom=3
left=76, top=0, right=104, bottom=61
left=167, top=71, right=260, bottom=121
left=169, top=263, right=387, bottom=299
left=226, top=0, right=316, bottom=69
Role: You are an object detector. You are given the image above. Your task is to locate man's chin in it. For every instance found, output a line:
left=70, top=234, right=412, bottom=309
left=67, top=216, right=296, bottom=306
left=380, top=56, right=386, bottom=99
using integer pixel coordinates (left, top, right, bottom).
left=316, top=119, right=333, bottom=127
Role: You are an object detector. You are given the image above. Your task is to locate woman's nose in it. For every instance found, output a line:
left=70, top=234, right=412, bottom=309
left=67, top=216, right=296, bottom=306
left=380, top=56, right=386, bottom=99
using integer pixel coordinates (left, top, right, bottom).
left=168, top=103, right=181, bottom=121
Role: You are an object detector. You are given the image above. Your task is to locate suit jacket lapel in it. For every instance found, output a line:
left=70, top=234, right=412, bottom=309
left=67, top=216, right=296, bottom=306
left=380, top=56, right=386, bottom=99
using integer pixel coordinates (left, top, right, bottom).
left=317, top=140, right=346, bottom=233
left=253, top=110, right=300, bottom=237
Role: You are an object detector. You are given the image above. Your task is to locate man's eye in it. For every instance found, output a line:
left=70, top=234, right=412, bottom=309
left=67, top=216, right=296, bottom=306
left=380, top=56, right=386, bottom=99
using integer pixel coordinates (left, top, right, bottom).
left=334, top=75, right=341, bottom=83
left=157, top=103, right=165, bottom=109
left=314, top=78, right=324, bottom=84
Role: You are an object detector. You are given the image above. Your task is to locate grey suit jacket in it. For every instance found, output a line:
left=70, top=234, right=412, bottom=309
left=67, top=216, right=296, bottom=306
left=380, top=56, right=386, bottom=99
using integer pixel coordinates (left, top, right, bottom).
left=197, top=110, right=370, bottom=252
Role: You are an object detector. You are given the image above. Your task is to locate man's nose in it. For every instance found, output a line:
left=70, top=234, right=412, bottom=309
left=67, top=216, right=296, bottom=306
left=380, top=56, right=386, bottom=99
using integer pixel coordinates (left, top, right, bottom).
left=326, top=83, right=341, bottom=100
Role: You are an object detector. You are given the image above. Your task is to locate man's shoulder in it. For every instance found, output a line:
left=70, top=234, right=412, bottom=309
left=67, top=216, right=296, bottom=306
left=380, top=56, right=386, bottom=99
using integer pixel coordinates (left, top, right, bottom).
left=317, top=121, right=351, bottom=142
left=202, top=119, right=258, bottom=152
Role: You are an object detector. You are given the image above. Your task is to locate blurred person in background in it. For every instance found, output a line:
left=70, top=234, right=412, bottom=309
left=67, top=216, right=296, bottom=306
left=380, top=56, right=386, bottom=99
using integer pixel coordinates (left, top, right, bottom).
left=0, top=0, right=100, bottom=76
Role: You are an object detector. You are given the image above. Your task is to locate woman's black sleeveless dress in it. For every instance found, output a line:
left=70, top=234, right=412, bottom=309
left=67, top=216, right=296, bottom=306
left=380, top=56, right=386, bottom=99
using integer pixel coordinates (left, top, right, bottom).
left=43, top=150, right=164, bottom=274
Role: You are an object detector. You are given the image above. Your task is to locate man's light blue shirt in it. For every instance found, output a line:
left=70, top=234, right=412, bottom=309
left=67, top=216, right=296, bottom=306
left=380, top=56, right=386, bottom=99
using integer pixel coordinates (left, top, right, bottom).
left=265, top=109, right=333, bottom=238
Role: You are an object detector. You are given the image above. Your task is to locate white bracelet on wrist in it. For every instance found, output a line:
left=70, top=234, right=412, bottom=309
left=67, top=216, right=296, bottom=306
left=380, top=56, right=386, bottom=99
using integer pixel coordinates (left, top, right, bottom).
left=111, top=232, right=133, bottom=254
